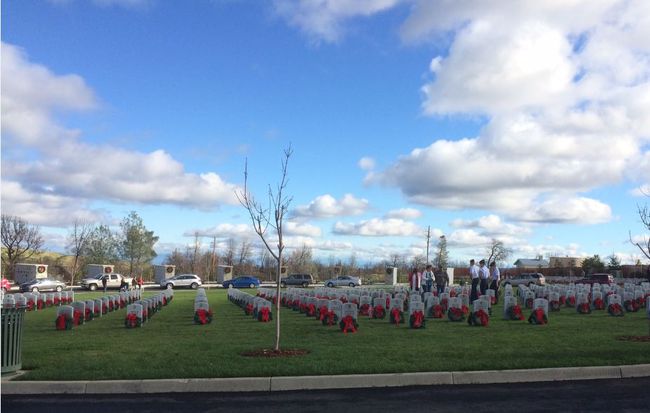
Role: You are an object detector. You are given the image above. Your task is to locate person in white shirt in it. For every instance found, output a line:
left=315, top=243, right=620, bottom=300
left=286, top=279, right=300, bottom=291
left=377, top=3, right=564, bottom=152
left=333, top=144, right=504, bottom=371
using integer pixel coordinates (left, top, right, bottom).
left=489, top=261, right=501, bottom=304
left=423, top=264, right=435, bottom=293
left=479, top=259, right=489, bottom=295
left=469, top=259, right=479, bottom=301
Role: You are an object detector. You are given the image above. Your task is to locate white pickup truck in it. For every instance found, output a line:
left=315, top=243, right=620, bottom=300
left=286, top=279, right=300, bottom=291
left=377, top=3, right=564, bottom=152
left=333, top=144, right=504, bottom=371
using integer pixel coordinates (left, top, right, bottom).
left=80, top=273, right=133, bottom=291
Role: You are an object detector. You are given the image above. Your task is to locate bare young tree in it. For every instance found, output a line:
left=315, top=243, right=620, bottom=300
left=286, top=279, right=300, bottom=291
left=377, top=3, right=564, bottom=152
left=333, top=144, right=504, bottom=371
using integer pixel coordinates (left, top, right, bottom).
left=630, top=203, right=650, bottom=261
left=236, top=145, right=293, bottom=351
left=485, top=238, right=512, bottom=266
left=1, top=214, right=44, bottom=277
left=237, top=240, right=252, bottom=266
left=66, top=219, right=93, bottom=286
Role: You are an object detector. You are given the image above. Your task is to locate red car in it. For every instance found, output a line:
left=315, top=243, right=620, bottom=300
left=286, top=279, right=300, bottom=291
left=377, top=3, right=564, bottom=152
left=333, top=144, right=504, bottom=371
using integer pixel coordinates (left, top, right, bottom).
left=575, top=273, right=614, bottom=285
left=1, top=278, right=12, bottom=293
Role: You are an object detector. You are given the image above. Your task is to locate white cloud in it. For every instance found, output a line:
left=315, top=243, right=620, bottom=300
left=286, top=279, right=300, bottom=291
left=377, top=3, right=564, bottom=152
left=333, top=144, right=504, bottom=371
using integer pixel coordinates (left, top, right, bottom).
left=1, top=42, right=240, bottom=227
left=273, top=0, right=402, bottom=43
left=333, top=218, right=422, bottom=237
left=293, top=193, right=369, bottom=219
left=183, top=223, right=253, bottom=239
left=358, top=156, right=376, bottom=171
left=285, top=221, right=322, bottom=237
left=370, top=0, right=650, bottom=224
left=385, top=208, right=422, bottom=220
left=450, top=214, right=529, bottom=236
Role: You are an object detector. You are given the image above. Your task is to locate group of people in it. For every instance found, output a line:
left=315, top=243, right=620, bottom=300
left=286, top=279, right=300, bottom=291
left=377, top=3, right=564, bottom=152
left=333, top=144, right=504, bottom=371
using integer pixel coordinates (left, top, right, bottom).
left=407, top=265, right=449, bottom=294
left=468, top=259, right=500, bottom=302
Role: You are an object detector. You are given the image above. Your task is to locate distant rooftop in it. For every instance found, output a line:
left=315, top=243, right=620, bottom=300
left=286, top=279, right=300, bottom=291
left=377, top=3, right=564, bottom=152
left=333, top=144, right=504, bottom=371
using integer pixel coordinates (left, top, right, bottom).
left=513, top=258, right=550, bottom=268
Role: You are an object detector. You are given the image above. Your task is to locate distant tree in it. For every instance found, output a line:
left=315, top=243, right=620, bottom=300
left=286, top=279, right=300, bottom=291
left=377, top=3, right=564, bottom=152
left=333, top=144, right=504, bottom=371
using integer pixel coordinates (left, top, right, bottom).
left=434, top=235, right=449, bottom=269
left=607, top=254, right=622, bottom=271
left=236, top=145, right=293, bottom=352
left=582, top=254, right=606, bottom=274
left=287, top=244, right=313, bottom=274
left=237, top=240, right=252, bottom=266
left=1, top=215, right=44, bottom=278
left=83, top=224, right=119, bottom=265
left=66, top=220, right=93, bottom=286
left=118, top=211, right=159, bottom=276
left=166, top=248, right=189, bottom=273
left=485, top=238, right=512, bottom=266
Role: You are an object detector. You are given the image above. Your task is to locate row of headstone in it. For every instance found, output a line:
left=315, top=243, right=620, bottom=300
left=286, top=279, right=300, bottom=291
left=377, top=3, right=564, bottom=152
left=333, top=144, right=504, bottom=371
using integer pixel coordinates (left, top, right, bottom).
left=55, top=289, right=144, bottom=330
left=125, top=289, right=173, bottom=328
left=3, top=291, right=75, bottom=310
left=193, top=288, right=213, bottom=324
left=229, top=288, right=272, bottom=322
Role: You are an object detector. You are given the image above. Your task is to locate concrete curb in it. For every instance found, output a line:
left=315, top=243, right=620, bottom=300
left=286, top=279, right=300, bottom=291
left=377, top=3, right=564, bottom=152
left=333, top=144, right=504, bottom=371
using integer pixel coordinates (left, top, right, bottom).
left=2, top=364, right=649, bottom=395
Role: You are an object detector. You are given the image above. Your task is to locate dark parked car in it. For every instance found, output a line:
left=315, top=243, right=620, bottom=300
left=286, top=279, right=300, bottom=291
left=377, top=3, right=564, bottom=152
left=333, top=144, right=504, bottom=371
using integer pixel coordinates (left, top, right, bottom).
left=280, top=273, right=314, bottom=288
left=20, top=278, right=66, bottom=293
left=575, top=273, right=614, bottom=285
left=222, top=276, right=260, bottom=289
left=502, top=273, right=545, bottom=287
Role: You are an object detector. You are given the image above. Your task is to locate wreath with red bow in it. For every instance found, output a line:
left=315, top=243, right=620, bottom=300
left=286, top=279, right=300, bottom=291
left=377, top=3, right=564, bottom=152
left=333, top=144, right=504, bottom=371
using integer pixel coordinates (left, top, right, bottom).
left=322, top=311, right=338, bottom=326
left=528, top=308, right=548, bottom=325
left=623, top=300, right=639, bottom=313
left=372, top=305, right=386, bottom=319
left=577, top=303, right=591, bottom=314
left=592, top=298, right=604, bottom=310
left=359, top=303, right=371, bottom=316
left=258, top=307, right=272, bottom=322
left=55, top=315, right=73, bottom=330
left=607, top=303, right=624, bottom=317
left=468, top=309, right=489, bottom=327
left=339, top=315, right=358, bottom=334
left=410, top=310, right=426, bottom=328
left=429, top=304, right=444, bottom=319
left=506, top=305, right=525, bottom=320
left=566, top=296, right=576, bottom=307
left=447, top=307, right=465, bottom=322
left=194, top=308, right=213, bottom=325
left=124, top=313, right=142, bottom=328
left=389, top=308, right=404, bottom=326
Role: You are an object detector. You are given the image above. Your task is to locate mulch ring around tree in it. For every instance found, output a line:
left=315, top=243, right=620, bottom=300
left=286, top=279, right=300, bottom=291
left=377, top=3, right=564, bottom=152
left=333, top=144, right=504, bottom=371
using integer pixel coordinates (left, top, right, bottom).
left=241, top=348, right=310, bottom=358
left=615, top=336, right=650, bottom=343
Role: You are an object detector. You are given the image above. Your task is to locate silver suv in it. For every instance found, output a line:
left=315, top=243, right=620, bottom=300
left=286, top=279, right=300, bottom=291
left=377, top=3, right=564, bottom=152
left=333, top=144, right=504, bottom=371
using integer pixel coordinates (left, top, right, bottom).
left=280, top=274, right=314, bottom=288
left=161, top=274, right=202, bottom=289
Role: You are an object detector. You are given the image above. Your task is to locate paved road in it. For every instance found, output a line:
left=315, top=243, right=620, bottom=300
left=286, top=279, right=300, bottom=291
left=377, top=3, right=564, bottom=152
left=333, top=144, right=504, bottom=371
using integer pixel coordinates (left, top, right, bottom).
left=3, top=378, right=649, bottom=413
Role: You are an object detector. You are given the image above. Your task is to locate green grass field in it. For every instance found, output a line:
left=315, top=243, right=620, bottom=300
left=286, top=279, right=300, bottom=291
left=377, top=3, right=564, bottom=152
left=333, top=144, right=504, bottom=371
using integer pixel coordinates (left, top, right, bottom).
left=14, top=288, right=650, bottom=381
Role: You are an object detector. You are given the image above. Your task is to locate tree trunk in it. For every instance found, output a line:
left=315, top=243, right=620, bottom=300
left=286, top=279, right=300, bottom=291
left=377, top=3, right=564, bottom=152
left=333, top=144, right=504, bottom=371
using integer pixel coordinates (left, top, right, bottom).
left=275, top=251, right=282, bottom=351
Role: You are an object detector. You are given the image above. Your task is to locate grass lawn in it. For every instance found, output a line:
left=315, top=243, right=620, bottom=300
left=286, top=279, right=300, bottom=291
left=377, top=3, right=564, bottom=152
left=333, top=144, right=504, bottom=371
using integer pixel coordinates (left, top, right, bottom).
left=14, top=288, right=650, bottom=381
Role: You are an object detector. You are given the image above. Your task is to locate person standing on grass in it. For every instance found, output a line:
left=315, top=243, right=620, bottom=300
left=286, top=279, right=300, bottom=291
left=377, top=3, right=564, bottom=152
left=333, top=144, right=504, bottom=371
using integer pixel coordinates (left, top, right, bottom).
left=101, top=275, right=107, bottom=294
left=435, top=266, right=446, bottom=295
left=489, top=262, right=501, bottom=304
left=423, top=264, right=435, bottom=293
left=469, top=259, right=479, bottom=301
left=479, top=259, right=489, bottom=295
left=410, top=267, right=422, bottom=292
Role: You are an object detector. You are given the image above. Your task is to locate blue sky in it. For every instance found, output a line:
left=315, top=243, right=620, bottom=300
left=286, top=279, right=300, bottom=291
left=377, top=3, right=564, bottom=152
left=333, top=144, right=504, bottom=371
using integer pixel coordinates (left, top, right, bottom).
left=2, top=0, right=649, bottom=266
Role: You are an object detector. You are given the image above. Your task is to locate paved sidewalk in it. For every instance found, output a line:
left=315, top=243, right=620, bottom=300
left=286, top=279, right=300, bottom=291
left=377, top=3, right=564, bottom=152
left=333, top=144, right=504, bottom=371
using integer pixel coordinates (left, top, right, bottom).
left=3, top=364, right=649, bottom=395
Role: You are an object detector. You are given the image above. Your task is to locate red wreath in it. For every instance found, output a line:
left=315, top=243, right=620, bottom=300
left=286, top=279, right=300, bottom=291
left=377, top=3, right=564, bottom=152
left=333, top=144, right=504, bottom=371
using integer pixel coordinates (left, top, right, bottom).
left=461, top=304, right=470, bottom=315
left=306, top=304, right=317, bottom=317
left=447, top=307, right=465, bottom=322
left=430, top=304, right=444, bottom=319
left=372, top=305, right=386, bottom=319
left=577, top=303, right=591, bottom=314
left=318, top=306, right=329, bottom=321
left=566, top=296, right=576, bottom=307
left=105, top=267, right=112, bottom=273
left=449, top=290, right=457, bottom=297
left=258, top=307, right=271, bottom=322
left=506, top=305, right=525, bottom=320
left=390, top=308, right=404, bottom=326
left=593, top=298, right=604, bottom=310
left=468, top=309, right=489, bottom=327
left=607, top=303, right=624, bottom=317
left=85, top=308, right=93, bottom=321
left=73, top=310, right=83, bottom=326
left=125, top=313, right=141, bottom=328
left=410, top=311, right=425, bottom=328
left=440, top=298, right=449, bottom=312
left=559, top=296, right=566, bottom=305
left=27, top=300, right=35, bottom=311
left=528, top=308, right=548, bottom=325
left=490, top=296, right=497, bottom=305
left=53, top=296, right=60, bottom=306
left=245, top=303, right=254, bottom=316
left=45, top=297, right=53, bottom=307
left=339, top=315, right=358, bottom=334
left=37, top=265, right=46, bottom=273
left=55, top=314, right=72, bottom=330
left=194, top=309, right=213, bottom=325
left=322, top=310, right=338, bottom=326
left=359, top=303, right=371, bottom=316
left=623, top=300, right=639, bottom=313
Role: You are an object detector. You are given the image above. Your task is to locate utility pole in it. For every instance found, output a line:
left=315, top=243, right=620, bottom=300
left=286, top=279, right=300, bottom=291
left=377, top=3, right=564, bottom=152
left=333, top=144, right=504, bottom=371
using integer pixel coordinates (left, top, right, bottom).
left=426, top=226, right=431, bottom=264
left=210, top=235, right=217, bottom=284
